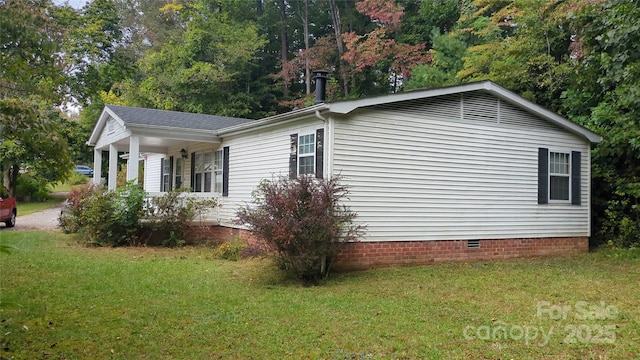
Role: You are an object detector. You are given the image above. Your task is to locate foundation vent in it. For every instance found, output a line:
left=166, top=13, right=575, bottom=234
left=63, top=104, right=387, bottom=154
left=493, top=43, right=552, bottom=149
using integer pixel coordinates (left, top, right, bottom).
left=467, top=240, right=480, bottom=249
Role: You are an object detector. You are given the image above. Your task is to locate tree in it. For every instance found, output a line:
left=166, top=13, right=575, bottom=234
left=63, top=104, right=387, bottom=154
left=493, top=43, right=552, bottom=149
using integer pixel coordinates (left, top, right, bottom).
left=342, top=0, right=431, bottom=95
left=455, top=0, right=577, bottom=109
left=1, top=0, right=73, bottom=195
left=563, top=0, right=640, bottom=247
left=405, top=27, right=466, bottom=89
left=236, top=176, right=365, bottom=284
left=115, top=0, right=267, bottom=117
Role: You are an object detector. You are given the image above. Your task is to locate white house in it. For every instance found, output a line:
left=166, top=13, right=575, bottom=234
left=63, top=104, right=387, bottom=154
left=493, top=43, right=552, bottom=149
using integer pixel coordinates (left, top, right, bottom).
left=88, top=81, right=602, bottom=269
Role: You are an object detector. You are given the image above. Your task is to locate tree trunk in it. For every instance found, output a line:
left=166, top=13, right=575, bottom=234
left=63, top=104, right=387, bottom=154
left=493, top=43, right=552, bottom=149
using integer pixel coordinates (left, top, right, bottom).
left=279, top=0, right=289, bottom=97
left=329, top=0, right=348, bottom=96
left=2, top=168, right=10, bottom=195
left=3, top=165, right=18, bottom=197
left=303, top=0, right=311, bottom=94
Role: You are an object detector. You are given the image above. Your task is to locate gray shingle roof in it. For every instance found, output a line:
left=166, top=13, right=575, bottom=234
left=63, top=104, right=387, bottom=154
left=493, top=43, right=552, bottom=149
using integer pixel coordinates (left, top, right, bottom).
left=106, top=105, right=254, bottom=131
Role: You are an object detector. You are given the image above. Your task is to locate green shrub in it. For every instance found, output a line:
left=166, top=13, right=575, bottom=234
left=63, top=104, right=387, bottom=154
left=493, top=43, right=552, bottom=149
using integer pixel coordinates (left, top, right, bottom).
left=68, top=171, right=90, bottom=186
left=140, top=188, right=217, bottom=247
left=59, top=184, right=99, bottom=233
left=236, top=175, right=366, bottom=284
left=60, top=182, right=145, bottom=246
left=15, top=173, right=50, bottom=202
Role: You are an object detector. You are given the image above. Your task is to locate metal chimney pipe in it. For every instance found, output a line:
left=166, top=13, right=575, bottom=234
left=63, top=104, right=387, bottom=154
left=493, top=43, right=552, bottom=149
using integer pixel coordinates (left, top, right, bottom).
left=313, top=70, right=329, bottom=104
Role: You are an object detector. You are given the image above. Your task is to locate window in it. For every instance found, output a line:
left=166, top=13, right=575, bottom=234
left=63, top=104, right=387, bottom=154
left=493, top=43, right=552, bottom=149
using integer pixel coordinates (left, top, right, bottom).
left=538, top=148, right=581, bottom=205
left=107, top=117, right=115, bottom=134
left=161, top=157, right=171, bottom=192
left=214, top=149, right=223, bottom=193
left=289, top=129, right=324, bottom=179
left=174, top=158, right=183, bottom=189
left=298, top=133, right=315, bottom=175
left=192, top=151, right=214, bottom=192
left=549, top=152, right=570, bottom=201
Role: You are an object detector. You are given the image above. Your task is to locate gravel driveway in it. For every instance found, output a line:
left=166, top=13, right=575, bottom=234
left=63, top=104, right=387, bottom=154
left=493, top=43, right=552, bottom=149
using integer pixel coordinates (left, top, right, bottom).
left=0, top=196, right=66, bottom=232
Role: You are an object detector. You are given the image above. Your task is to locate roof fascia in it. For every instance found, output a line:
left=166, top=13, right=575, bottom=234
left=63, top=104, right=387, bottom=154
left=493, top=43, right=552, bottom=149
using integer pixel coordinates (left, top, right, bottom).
left=127, top=124, right=220, bottom=143
left=217, top=103, right=328, bottom=136
left=485, top=83, right=603, bottom=143
left=328, top=82, right=492, bottom=114
left=328, top=81, right=602, bottom=143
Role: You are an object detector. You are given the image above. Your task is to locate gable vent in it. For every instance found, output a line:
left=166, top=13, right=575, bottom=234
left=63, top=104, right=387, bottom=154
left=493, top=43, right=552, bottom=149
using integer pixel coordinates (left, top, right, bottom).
left=462, top=93, right=498, bottom=124
left=375, top=94, right=460, bottom=121
left=467, top=240, right=480, bottom=249
left=499, top=101, right=561, bottom=131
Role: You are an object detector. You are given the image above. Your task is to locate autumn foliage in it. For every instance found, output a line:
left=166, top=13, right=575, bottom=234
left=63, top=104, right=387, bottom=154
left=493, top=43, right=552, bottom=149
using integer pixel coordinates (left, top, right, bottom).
left=342, top=0, right=430, bottom=82
left=235, top=176, right=365, bottom=283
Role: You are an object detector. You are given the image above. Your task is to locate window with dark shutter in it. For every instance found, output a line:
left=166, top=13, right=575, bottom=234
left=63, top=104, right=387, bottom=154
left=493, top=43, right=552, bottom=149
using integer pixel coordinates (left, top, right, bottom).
left=169, top=156, right=174, bottom=191
left=222, top=146, right=229, bottom=197
left=190, top=152, right=196, bottom=192
left=290, top=129, right=324, bottom=179
left=571, top=151, right=581, bottom=205
left=160, top=157, right=165, bottom=192
left=289, top=134, right=298, bottom=179
left=161, top=157, right=172, bottom=192
left=315, top=129, right=324, bottom=179
left=538, top=148, right=548, bottom=204
left=539, top=148, right=582, bottom=205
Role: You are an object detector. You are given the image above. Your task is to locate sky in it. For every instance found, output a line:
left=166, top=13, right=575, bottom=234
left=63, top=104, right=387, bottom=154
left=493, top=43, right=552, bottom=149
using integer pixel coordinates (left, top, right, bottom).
left=53, top=0, right=89, bottom=9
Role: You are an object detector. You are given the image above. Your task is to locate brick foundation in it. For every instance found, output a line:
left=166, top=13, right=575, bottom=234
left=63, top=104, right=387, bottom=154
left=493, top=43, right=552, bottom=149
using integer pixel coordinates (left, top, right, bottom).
left=184, top=225, right=263, bottom=248
left=334, top=237, right=589, bottom=271
left=187, top=226, right=588, bottom=271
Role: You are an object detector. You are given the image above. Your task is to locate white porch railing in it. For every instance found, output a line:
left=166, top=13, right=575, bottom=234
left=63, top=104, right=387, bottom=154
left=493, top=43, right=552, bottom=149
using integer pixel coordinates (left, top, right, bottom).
left=143, top=192, right=221, bottom=225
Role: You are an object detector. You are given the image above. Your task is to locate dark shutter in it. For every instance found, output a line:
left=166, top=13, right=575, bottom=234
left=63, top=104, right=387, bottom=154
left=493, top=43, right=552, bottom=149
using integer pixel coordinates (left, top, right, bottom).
left=571, top=151, right=581, bottom=205
left=289, top=134, right=298, bottom=179
left=538, top=148, right=549, bottom=204
left=169, top=156, right=174, bottom=191
left=160, top=157, right=165, bottom=192
left=315, top=128, right=324, bottom=179
left=190, top=152, right=196, bottom=192
left=222, top=146, right=229, bottom=197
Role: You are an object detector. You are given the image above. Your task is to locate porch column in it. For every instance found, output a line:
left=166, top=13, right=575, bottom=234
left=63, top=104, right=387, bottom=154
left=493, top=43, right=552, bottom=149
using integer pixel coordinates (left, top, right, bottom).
left=108, top=144, right=118, bottom=190
left=92, top=149, right=102, bottom=185
left=126, top=135, right=140, bottom=184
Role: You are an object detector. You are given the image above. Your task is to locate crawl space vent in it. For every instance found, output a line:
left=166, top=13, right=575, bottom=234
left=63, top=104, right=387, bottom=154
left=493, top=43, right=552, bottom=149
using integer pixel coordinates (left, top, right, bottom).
left=467, top=240, right=480, bottom=249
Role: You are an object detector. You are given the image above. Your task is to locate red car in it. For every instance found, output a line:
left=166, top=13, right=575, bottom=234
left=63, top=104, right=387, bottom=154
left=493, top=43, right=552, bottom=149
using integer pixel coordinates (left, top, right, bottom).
left=0, top=187, right=17, bottom=228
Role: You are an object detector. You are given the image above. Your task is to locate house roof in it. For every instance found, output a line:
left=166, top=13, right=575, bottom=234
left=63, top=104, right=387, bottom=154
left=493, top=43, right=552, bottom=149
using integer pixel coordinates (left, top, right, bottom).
left=88, top=81, right=602, bottom=148
left=87, top=105, right=255, bottom=148
left=103, top=105, right=253, bottom=131
left=218, top=81, right=602, bottom=143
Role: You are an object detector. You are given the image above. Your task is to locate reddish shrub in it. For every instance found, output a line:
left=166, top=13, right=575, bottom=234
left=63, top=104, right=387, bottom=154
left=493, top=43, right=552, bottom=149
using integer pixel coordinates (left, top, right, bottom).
left=236, top=175, right=365, bottom=284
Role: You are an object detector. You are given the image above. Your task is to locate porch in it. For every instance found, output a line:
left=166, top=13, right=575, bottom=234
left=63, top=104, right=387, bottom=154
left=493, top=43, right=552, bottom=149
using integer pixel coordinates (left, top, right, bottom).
left=86, top=104, right=252, bottom=191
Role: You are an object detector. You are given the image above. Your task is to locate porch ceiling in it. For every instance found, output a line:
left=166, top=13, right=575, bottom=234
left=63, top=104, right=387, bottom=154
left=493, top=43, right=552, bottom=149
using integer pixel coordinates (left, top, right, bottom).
left=104, top=135, right=212, bottom=153
left=95, top=126, right=220, bottom=153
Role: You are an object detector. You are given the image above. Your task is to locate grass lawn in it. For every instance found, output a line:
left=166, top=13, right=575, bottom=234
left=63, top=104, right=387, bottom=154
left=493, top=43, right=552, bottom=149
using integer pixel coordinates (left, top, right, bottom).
left=1, top=231, right=638, bottom=359
left=17, top=195, right=67, bottom=216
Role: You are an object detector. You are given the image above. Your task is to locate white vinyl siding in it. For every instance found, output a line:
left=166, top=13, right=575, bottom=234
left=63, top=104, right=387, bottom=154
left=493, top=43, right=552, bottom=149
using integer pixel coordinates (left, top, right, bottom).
left=217, top=118, right=324, bottom=227
left=144, top=153, right=163, bottom=193
left=331, top=94, right=591, bottom=242
left=94, top=116, right=130, bottom=150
